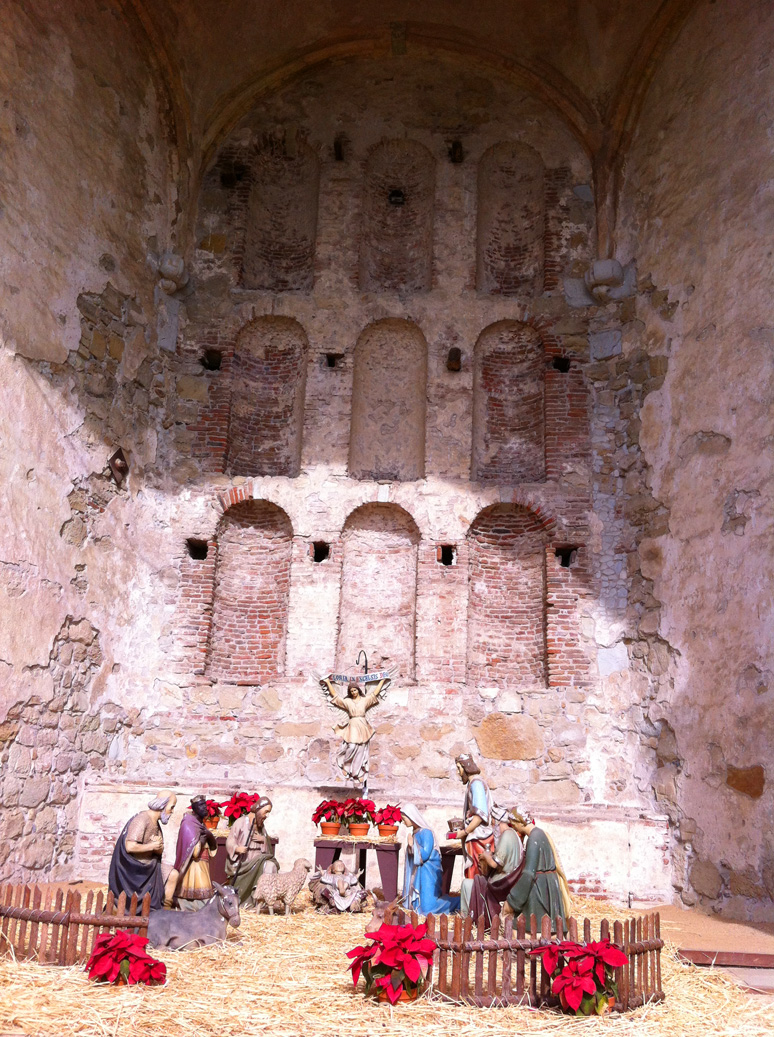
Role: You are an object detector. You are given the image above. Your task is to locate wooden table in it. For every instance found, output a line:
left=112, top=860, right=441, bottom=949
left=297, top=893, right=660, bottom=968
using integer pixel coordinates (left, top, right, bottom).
left=440, top=842, right=463, bottom=894
left=313, top=838, right=400, bottom=901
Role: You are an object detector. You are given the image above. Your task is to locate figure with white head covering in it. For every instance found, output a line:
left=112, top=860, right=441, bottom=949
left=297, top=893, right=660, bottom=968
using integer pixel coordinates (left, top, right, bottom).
left=401, top=803, right=460, bottom=915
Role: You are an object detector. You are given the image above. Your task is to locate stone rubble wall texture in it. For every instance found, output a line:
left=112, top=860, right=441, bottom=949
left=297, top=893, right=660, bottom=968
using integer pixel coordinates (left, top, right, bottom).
left=0, top=1, right=769, bottom=917
left=616, top=0, right=774, bottom=920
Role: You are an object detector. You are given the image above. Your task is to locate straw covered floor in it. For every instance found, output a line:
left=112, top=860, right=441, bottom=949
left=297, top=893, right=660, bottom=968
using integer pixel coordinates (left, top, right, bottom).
left=0, top=892, right=771, bottom=1037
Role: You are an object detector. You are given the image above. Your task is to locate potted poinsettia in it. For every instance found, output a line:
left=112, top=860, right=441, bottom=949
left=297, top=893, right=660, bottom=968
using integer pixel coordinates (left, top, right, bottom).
left=85, top=931, right=166, bottom=986
left=343, top=797, right=375, bottom=837
left=347, top=921, right=435, bottom=1003
left=313, top=798, right=346, bottom=836
left=530, top=938, right=628, bottom=1015
left=374, top=804, right=402, bottom=838
left=220, top=791, right=260, bottom=826
left=203, top=799, right=222, bottom=830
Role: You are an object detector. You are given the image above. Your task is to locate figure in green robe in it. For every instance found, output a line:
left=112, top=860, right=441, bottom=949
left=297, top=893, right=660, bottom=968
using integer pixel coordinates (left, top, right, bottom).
left=504, top=810, right=572, bottom=931
left=225, top=797, right=279, bottom=905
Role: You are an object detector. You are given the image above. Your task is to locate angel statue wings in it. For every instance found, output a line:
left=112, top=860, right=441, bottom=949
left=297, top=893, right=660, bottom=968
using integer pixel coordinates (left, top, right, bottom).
left=314, top=661, right=395, bottom=785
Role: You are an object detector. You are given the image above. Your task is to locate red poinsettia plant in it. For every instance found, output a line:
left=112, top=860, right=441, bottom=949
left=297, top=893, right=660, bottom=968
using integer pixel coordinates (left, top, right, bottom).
left=312, top=798, right=346, bottom=824
left=343, top=797, right=376, bottom=824
left=85, top=931, right=166, bottom=986
left=204, top=799, right=222, bottom=819
left=347, top=922, right=435, bottom=1004
left=220, top=791, right=259, bottom=825
left=530, top=938, right=628, bottom=1015
left=374, top=805, right=402, bottom=826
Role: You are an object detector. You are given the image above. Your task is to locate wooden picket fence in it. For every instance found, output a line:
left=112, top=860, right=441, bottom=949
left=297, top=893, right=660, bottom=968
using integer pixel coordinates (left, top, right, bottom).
left=0, top=884, right=151, bottom=966
left=386, top=906, right=664, bottom=1011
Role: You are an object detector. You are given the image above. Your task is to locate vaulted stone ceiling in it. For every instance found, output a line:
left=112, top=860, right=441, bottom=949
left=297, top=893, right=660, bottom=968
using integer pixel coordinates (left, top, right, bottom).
left=121, top=0, right=697, bottom=252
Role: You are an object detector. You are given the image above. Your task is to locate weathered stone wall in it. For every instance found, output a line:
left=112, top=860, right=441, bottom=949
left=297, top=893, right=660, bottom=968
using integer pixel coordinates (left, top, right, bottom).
left=617, top=0, right=774, bottom=918
left=0, top=26, right=685, bottom=907
left=0, top=1, right=174, bottom=880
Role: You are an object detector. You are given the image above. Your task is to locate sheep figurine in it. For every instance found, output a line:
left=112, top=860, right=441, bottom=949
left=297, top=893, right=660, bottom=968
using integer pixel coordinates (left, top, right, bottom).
left=252, top=858, right=312, bottom=915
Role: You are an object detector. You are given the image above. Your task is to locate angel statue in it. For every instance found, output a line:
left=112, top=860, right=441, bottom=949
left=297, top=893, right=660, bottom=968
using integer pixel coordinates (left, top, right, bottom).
left=314, top=657, right=394, bottom=786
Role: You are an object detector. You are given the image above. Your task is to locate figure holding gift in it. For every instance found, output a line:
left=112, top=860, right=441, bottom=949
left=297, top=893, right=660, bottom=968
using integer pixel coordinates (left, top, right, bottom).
left=450, top=753, right=496, bottom=879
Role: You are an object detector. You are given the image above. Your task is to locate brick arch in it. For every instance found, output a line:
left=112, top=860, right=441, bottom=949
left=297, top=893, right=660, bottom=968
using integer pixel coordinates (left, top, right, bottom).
left=471, top=320, right=546, bottom=484
left=337, top=503, right=420, bottom=681
left=477, top=142, right=545, bottom=296
left=359, top=139, right=435, bottom=292
left=466, top=503, right=548, bottom=690
left=242, top=139, right=320, bottom=291
left=226, top=316, right=308, bottom=478
left=207, top=499, right=293, bottom=685
left=349, top=319, right=427, bottom=482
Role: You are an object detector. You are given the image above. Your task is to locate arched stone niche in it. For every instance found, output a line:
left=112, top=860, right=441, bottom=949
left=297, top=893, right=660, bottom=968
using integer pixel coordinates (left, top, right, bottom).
left=471, top=321, right=546, bottom=484
left=476, top=142, right=545, bottom=296
left=227, top=316, right=308, bottom=477
left=208, top=500, right=293, bottom=685
left=359, top=139, right=435, bottom=292
left=242, top=140, right=320, bottom=291
left=337, top=503, right=419, bottom=681
left=466, top=504, right=548, bottom=689
left=349, top=319, right=427, bottom=481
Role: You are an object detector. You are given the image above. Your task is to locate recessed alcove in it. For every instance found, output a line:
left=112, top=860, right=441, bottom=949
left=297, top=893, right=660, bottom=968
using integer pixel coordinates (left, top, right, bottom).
left=208, top=500, right=293, bottom=685
left=349, top=319, right=427, bottom=482
left=242, top=140, right=320, bottom=292
left=477, top=142, right=545, bottom=295
left=466, top=504, right=548, bottom=689
left=226, top=316, right=308, bottom=478
left=337, top=503, right=419, bottom=680
left=359, top=139, right=435, bottom=292
left=471, top=321, right=546, bottom=483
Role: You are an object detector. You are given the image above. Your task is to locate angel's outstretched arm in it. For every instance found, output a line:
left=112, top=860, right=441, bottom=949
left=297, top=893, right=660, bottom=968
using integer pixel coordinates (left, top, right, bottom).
left=363, top=677, right=391, bottom=711
left=318, top=674, right=348, bottom=712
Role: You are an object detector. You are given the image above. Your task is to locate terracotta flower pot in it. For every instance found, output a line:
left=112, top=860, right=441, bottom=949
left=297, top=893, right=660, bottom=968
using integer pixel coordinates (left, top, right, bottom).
left=377, top=984, right=421, bottom=1003
left=203, top=816, right=219, bottom=830
left=347, top=822, right=371, bottom=837
left=319, top=821, right=342, bottom=836
left=377, top=824, right=399, bottom=838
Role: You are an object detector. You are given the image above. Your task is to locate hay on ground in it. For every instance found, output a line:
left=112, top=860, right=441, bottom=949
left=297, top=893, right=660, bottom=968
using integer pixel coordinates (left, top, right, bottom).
left=0, top=893, right=771, bottom=1037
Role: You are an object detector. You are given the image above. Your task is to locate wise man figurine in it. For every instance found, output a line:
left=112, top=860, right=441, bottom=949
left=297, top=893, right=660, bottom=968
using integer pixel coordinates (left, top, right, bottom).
left=108, top=791, right=177, bottom=910
left=164, top=794, right=218, bottom=910
left=452, top=753, right=495, bottom=880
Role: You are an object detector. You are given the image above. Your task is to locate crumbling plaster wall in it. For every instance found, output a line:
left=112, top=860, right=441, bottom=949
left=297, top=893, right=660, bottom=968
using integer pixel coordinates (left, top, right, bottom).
left=0, top=2, right=177, bottom=878
left=0, top=30, right=677, bottom=905
left=618, top=0, right=774, bottom=919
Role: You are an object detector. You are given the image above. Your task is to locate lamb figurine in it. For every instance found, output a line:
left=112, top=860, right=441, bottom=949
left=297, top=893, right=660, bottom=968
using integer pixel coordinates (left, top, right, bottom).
left=252, top=857, right=312, bottom=915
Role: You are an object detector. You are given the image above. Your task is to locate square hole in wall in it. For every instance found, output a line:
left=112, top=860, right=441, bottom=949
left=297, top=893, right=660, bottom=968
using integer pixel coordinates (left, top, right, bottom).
left=186, top=538, right=209, bottom=560
left=200, top=349, right=222, bottom=371
left=437, top=544, right=457, bottom=566
left=311, top=541, right=330, bottom=563
left=325, top=353, right=343, bottom=369
left=555, top=545, right=579, bottom=568
left=552, top=356, right=571, bottom=372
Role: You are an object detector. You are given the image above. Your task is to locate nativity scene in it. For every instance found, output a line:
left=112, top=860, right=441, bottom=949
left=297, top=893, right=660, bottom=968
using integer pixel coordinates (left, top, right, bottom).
left=1, top=0, right=772, bottom=1034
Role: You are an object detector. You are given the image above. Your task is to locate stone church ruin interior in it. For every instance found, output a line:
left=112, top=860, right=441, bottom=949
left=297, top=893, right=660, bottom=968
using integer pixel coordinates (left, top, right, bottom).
left=1, top=0, right=773, bottom=934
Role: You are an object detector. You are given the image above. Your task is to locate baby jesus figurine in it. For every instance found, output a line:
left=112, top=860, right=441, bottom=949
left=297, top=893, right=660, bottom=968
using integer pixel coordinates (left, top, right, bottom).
left=317, top=671, right=392, bottom=784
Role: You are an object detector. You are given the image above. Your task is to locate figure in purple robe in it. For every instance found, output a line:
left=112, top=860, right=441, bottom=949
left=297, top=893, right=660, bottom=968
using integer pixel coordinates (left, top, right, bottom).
left=163, top=795, right=218, bottom=910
